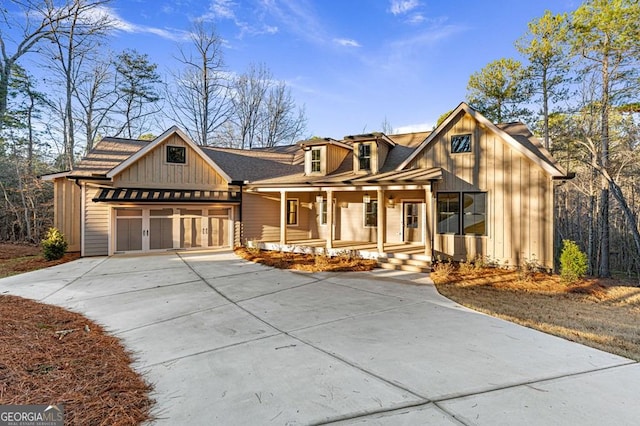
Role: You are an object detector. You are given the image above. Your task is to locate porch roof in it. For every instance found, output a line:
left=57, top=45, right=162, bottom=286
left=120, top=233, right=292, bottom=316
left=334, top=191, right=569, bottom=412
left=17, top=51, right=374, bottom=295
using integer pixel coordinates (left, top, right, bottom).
left=92, top=187, right=242, bottom=203
left=246, top=167, right=442, bottom=188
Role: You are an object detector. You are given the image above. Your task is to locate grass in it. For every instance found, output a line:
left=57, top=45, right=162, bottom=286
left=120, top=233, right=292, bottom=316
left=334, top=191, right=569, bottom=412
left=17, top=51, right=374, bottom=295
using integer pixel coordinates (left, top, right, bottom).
left=0, top=243, right=153, bottom=424
left=431, top=263, right=640, bottom=361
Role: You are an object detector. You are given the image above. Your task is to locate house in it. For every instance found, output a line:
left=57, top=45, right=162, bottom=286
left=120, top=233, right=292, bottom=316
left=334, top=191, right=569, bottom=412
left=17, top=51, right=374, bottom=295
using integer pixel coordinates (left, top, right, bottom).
left=42, top=102, right=571, bottom=269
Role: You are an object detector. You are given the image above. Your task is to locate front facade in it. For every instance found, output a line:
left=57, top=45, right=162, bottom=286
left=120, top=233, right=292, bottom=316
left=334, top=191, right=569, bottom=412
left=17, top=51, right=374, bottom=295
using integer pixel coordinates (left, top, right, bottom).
left=44, top=103, right=570, bottom=269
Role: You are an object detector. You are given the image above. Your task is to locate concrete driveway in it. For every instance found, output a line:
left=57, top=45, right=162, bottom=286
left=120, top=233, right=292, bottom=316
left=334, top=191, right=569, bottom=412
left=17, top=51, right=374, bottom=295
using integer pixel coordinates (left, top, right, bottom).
left=1, top=251, right=638, bottom=425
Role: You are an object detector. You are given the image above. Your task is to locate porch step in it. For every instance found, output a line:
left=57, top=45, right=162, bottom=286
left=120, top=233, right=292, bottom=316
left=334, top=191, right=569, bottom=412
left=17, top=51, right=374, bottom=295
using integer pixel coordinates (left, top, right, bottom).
left=377, top=254, right=431, bottom=273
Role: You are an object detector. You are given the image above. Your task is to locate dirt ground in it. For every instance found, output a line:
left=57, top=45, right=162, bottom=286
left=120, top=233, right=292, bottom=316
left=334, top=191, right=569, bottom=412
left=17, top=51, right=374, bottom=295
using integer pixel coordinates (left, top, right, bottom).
left=0, top=243, right=80, bottom=278
left=0, top=244, right=153, bottom=424
left=432, top=265, right=640, bottom=361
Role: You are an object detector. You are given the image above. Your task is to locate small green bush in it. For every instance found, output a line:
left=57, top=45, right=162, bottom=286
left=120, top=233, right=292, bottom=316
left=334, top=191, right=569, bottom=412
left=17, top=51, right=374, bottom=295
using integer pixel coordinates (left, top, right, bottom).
left=41, top=227, right=68, bottom=261
left=560, top=240, right=588, bottom=284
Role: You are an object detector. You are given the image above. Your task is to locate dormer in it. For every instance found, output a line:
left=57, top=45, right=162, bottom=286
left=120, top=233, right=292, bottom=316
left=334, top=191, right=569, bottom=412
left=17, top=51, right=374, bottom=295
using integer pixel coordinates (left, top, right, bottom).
left=345, top=133, right=396, bottom=174
left=300, top=138, right=351, bottom=176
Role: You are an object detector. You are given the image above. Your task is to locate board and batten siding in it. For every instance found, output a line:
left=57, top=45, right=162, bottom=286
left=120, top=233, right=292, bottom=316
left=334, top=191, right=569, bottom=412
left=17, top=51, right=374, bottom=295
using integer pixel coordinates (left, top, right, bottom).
left=83, top=185, right=109, bottom=256
left=410, top=111, right=554, bottom=269
left=326, top=145, right=349, bottom=174
left=113, top=134, right=227, bottom=189
left=53, top=178, right=82, bottom=252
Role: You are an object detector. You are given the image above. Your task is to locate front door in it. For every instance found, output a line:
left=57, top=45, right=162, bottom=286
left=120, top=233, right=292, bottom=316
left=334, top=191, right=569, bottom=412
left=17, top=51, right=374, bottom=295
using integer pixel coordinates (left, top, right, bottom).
left=403, top=202, right=422, bottom=242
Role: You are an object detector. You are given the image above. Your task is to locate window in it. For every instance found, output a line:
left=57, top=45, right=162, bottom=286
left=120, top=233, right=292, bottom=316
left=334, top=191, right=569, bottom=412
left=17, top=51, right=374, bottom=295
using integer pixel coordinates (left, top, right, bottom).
left=358, top=143, right=371, bottom=170
left=319, top=199, right=327, bottom=225
left=405, top=203, right=419, bottom=229
left=287, top=199, right=298, bottom=225
left=437, top=192, right=486, bottom=235
left=311, top=147, right=321, bottom=173
left=451, top=134, right=471, bottom=153
left=463, top=193, right=486, bottom=235
left=364, top=199, right=377, bottom=227
left=437, top=193, right=460, bottom=234
left=166, top=146, right=186, bottom=164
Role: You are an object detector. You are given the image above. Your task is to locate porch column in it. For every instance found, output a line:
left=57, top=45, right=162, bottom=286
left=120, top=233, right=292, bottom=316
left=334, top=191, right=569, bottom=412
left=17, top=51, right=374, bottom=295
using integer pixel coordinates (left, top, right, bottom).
left=326, top=189, right=333, bottom=250
left=425, top=186, right=433, bottom=259
left=280, top=190, right=287, bottom=245
left=377, top=189, right=385, bottom=254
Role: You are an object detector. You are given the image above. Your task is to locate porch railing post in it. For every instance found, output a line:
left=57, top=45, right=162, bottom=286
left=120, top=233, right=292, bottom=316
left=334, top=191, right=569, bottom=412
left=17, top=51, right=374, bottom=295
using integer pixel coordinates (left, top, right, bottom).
left=326, top=189, right=333, bottom=250
left=377, top=188, right=385, bottom=254
left=280, top=190, right=287, bottom=245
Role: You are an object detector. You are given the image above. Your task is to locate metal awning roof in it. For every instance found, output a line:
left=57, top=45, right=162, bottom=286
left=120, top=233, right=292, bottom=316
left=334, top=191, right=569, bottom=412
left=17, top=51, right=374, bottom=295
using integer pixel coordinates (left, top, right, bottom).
left=93, top=187, right=241, bottom=203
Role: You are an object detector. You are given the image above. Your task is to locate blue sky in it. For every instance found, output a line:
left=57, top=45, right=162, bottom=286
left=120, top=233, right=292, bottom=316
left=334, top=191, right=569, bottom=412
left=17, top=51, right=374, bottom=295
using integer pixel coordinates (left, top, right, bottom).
left=22, top=0, right=580, bottom=139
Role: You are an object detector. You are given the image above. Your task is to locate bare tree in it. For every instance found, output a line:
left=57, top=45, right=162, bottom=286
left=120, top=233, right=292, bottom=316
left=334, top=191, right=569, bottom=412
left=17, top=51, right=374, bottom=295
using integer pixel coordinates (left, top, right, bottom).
left=74, top=58, right=118, bottom=151
left=232, top=63, right=269, bottom=149
left=44, top=0, right=113, bottom=169
left=0, top=0, right=86, bottom=127
left=258, top=81, right=306, bottom=148
left=224, top=62, right=306, bottom=149
left=167, top=21, right=231, bottom=146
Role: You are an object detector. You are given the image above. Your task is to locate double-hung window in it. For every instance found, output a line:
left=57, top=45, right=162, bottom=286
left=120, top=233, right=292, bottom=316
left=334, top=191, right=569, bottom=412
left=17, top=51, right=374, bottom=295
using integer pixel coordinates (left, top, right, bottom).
left=319, top=199, right=327, bottom=225
left=287, top=199, right=298, bottom=226
left=358, top=143, right=371, bottom=171
left=311, top=147, right=321, bottom=173
left=437, top=192, right=486, bottom=235
left=364, top=199, right=377, bottom=227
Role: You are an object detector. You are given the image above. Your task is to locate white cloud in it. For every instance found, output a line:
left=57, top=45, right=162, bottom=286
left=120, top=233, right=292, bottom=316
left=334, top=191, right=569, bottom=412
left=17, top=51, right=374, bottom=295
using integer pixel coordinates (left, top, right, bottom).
left=390, top=0, right=420, bottom=16
left=393, top=122, right=433, bottom=133
left=209, top=0, right=236, bottom=19
left=406, top=13, right=426, bottom=24
left=101, top=6, right=188, bottom=41
left=334, top=38, right=361, bottom=48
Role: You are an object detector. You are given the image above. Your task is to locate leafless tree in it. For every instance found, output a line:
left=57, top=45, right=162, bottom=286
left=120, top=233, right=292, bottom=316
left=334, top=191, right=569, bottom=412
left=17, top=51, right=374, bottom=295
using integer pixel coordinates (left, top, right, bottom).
left=166, top=21, right=231, bottom=146
left=44, top=0, right=114, bottom=169
left=258, top=81, right=306, bottom=148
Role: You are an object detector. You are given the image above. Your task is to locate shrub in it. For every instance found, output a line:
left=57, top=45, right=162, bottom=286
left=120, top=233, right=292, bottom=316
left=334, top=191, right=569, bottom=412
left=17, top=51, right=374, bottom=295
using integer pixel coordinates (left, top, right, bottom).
left=41, top=227, right=68, bottom=261
left=560, top=240, right=588, bottom=284
left=430, top=258, right=455, bottom=282
left=517, top=254, right=540, bottom=283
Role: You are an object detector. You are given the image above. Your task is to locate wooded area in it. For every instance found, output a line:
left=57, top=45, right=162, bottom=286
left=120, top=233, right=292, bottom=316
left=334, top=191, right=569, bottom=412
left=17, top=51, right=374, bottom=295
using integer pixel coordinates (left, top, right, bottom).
left=1, top=0, right=638, bottom=278
left=467, top=0, right=640, bottom=277
left=0, top=0, right=307, bottom=245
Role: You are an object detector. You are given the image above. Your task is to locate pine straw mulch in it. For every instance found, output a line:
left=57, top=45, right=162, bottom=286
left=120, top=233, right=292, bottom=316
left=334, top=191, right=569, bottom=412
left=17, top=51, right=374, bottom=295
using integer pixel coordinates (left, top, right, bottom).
left=0, top=295, right=153, bottom=425
left=235, top=247, right=378, bottom=272
left=432, top=264, right=640, bottom=361
left=0, top=243, right=80, bottom=278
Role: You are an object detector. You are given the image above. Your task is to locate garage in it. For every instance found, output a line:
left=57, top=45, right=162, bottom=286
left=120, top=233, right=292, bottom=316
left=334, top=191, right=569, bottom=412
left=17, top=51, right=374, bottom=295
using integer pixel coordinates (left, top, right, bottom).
left=114, top=206, right=232, bottom=253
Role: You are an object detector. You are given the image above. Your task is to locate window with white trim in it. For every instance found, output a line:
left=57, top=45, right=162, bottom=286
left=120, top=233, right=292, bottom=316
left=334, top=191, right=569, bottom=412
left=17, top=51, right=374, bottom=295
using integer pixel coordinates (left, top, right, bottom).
left=287, top=199, right=299, bottom=225
left=319, top=199, right=327, bottom=225
left=358, top=143, right=371, bottom=171
left=311, top=147, right=321, bottom=173
left=166, top=145, right=186, bottom=163
left=451, top=134, right=472, bottom=154
left=364, top=199, right=377, bottom=227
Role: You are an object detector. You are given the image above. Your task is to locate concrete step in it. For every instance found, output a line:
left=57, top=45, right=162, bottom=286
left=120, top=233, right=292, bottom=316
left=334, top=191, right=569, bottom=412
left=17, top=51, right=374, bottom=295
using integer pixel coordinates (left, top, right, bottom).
left=383, top=257, right=431, bottom=268
left=384, top=252, right=431, bottom=262
left=377, top=261, right=430, bottom=274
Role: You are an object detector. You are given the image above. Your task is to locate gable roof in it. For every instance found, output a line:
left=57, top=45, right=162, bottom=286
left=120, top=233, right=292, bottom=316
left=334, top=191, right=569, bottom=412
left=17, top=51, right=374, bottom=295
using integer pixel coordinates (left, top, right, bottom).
left=106, top=126, right=232, bottom=182
left=396, top=102, right=568, bottom=177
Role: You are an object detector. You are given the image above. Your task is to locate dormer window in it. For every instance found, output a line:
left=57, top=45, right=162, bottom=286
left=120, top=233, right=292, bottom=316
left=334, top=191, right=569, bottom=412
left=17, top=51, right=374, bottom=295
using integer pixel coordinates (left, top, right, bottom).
left=311, top=147, right=321, bottom=173
left=358, top=143, right=371, bottom=171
